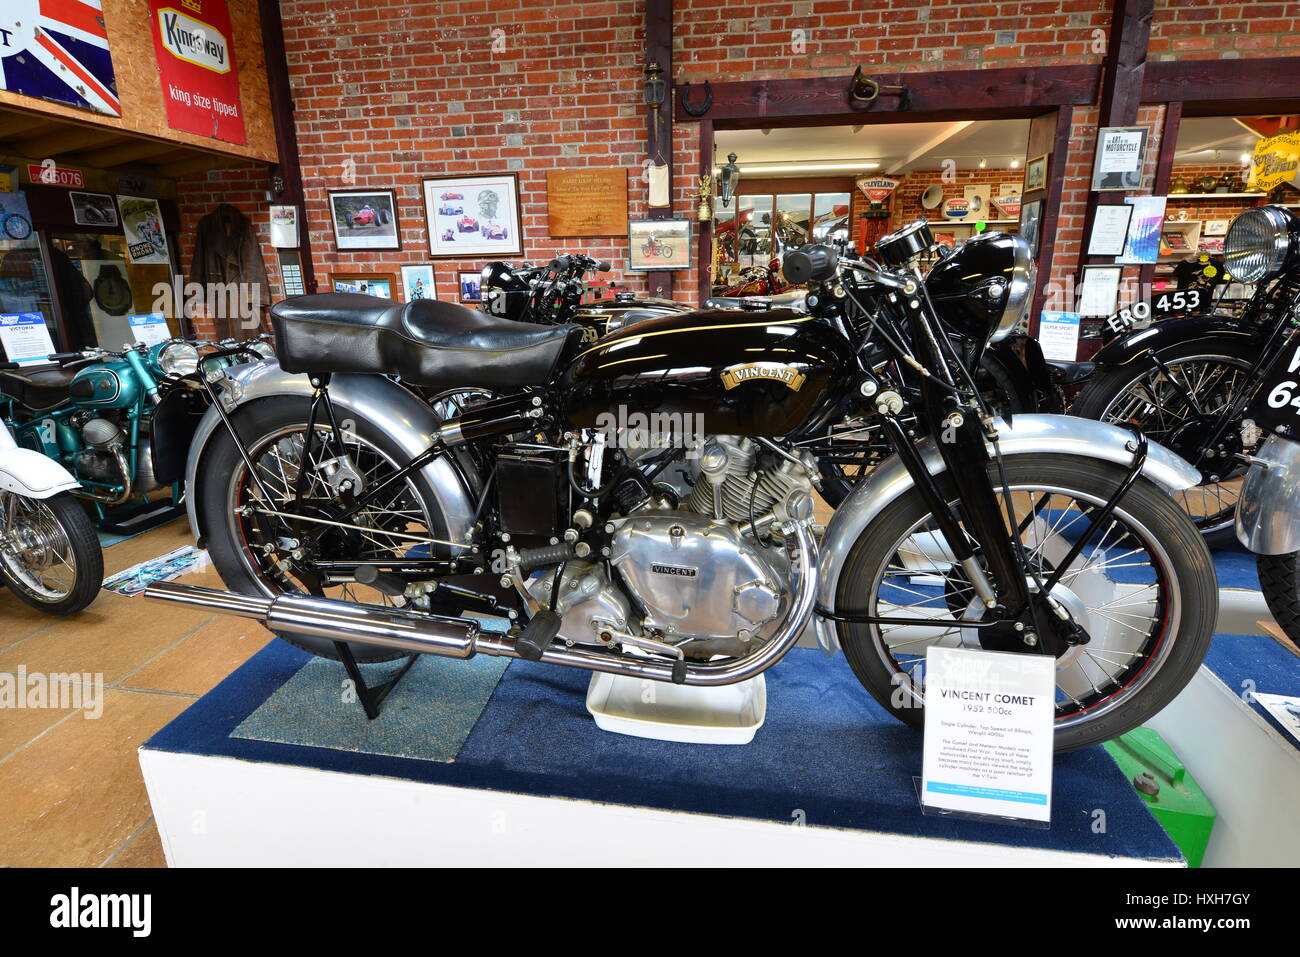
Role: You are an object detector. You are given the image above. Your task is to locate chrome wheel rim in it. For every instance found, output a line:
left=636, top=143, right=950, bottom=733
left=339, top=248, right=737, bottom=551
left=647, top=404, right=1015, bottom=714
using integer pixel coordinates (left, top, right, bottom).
left=0, top=492, right=79, bottom=602
left=861, top=482, right=1181, bottom=730
left=225, top=425, right=436, bottom=606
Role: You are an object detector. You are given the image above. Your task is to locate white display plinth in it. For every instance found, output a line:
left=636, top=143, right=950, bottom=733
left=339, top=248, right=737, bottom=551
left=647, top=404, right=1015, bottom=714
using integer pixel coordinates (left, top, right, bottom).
left=138, top=748, right=1181, bottom=867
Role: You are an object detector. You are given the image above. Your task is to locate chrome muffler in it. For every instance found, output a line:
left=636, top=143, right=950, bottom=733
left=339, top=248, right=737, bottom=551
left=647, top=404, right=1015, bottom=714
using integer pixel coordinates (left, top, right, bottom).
left=146, top=581, right=481, bottom=659
left=144, top=521, right=818, bottom=685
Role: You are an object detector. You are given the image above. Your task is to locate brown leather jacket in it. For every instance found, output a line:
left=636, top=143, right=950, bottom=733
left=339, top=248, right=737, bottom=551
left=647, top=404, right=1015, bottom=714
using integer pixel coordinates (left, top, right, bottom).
left=190, top=204, right=272, bottom=340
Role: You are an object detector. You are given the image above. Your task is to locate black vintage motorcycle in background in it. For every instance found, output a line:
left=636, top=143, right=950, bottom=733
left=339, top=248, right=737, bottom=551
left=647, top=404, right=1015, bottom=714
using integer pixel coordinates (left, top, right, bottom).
left=1073, top=206, right=1300, bottom=545
left=146, top=222, right=1215, bottom=751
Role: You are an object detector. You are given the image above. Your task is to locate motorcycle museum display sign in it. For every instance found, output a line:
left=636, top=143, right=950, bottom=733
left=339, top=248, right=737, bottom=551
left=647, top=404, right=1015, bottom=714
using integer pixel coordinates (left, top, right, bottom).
left=546, top=167, right=629, bottom=237
left=0, top=0, right=121, bottom=115
left=147, top=0, right=247, bottom=145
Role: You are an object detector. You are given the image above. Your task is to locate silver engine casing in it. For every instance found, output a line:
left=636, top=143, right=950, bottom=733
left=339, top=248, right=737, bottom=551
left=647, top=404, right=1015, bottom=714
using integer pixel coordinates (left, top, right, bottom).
left=609, top=511, right=787, bottom=643
left=527, top=561, right=635, bottom=647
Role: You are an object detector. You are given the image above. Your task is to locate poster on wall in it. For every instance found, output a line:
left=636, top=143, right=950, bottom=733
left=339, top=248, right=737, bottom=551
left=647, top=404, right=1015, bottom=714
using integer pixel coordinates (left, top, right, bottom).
left=423, top=174, right=523, bottom=258
left=70, top=192, right=118, bottom=228
left=116, top=195, right=170, bottom=265
left=0, top=2, right=121, bottom=116
left=147, top=0, right=246, bottom=145
left=1117, top=195, right=1166, bottom=264
left=1247, top=130, right=1300, bottom=193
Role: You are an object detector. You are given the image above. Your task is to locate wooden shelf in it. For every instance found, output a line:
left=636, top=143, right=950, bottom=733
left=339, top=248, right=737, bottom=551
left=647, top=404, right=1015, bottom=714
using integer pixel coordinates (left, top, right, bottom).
left=1167, top=192, right=1265, bottom=200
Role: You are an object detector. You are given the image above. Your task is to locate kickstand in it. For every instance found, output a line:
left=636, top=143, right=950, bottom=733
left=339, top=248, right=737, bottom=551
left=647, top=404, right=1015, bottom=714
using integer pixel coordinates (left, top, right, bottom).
left=333, top=640, right=420, bottom=720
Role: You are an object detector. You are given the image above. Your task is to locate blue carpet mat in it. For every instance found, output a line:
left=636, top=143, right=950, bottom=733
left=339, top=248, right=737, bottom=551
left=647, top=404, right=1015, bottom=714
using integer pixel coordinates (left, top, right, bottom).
left=147, top=639, right=1180, bottom=862
left=1212, top=544, right=1260, bottom=591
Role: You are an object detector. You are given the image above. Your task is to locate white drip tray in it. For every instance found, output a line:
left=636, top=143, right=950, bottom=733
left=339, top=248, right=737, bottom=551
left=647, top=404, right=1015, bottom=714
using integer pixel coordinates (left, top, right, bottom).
left=585, top=671, right=767, bottom=745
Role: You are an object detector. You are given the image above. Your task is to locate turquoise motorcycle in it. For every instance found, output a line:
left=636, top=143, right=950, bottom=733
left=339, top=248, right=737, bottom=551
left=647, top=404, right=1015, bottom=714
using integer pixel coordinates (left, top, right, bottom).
left=0, top=339, right=213, bottom=533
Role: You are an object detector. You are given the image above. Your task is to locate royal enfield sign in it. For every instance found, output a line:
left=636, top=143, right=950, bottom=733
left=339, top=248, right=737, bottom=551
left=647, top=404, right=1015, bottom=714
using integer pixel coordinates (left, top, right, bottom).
left=148, top=0, right=246, bottom=145
left=0, top=0, right=121, bottom=116
left=1247, top=131, right=1300, bottom=193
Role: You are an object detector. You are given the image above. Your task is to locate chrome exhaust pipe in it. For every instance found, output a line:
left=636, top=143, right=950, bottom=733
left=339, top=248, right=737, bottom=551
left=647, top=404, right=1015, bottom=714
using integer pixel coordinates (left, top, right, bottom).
left=144, top=521, right=817, bottom=685
left=146, top=581, right=480, bottom=659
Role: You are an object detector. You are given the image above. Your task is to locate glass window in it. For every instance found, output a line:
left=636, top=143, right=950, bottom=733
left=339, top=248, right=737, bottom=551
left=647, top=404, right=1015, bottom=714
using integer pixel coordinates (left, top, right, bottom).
left=0, top=202, right=58, bottom=359
left=49, top=233, right=177, bottom=350
left=774, top=194, right=811, bottom=252
left=812, top=192, right=851, bottom=243
left=736, top=195, right=773, bottom=267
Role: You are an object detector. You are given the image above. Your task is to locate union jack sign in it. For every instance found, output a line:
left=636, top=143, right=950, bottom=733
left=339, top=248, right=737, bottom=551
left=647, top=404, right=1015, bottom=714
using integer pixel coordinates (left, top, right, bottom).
left=0, top=0, right=121, bottom=117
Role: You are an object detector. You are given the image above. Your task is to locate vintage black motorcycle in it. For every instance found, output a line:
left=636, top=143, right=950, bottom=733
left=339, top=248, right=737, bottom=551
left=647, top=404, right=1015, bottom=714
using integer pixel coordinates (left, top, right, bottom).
left=1073, top=206, right=1300, bottom=545
left=479, top=253, right=684, bottom=343
left=147, top=222, right=1215, bottom=752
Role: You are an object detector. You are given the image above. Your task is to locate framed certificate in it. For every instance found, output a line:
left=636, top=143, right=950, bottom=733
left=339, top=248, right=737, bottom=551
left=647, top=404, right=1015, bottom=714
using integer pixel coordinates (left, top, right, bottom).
left=1087, top=204, right=1133, bottom=256
left=1078, top=265, right=1124, bottom=318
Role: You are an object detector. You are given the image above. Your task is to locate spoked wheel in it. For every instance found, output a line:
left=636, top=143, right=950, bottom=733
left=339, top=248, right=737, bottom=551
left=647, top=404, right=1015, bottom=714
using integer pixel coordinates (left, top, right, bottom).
left=199, top=398, right=453, bottom=662
left=1072, top=340, right=1256, bottom=547
left=0, top=491, right=102, bottom=614
left=835, top=455, right=1216, bottom=751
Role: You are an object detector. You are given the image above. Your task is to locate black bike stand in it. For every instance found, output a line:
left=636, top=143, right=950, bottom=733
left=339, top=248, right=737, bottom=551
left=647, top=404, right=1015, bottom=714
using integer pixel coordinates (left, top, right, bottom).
left=332, top=640, right=420, bottom=720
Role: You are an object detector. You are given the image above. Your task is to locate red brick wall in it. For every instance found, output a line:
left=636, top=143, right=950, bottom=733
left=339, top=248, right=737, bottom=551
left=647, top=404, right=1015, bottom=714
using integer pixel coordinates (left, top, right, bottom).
left=168, top=0, right=1300, bottom=336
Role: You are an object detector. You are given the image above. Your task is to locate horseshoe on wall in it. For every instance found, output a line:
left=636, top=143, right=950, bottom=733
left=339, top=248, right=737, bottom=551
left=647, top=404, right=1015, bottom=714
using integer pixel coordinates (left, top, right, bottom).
left=681, top=81, right=713, bottom=117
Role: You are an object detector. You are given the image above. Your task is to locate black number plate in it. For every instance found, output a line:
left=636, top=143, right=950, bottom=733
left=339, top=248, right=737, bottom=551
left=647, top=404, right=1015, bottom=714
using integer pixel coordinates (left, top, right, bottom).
left=1248, top=338, right=1300, bottom=436
left=1100, top=288, right=1210, bottom=342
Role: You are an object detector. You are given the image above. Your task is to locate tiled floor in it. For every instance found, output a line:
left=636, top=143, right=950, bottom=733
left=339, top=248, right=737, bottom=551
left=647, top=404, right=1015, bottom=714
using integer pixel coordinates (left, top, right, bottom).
left=0, top=519, right=271, bottom=867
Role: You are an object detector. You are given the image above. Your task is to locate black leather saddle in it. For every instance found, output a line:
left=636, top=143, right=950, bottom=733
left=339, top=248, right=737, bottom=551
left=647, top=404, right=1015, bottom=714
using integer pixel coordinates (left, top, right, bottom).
left=270, top=294, right=584, bottom=392
left=0, top=367, right=76, bottom=412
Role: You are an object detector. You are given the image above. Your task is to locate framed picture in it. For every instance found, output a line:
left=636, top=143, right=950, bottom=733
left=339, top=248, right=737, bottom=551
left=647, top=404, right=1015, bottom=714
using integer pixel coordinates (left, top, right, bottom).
left=1087, top=204, right=1133, bottom=257
left=458, top=272, right=483, bottom=303
left=1018, top=198, right=1042, bottom=250
left=330, top=272, right=396, bottom=299
left=1091, top=127, right=1148, bottom=191
left=1117, top=195, right=1167, bottom=264
left=400, top=264, right=436, bottom=302
left=328, top=189, right=401, bottom=251
left=1203, top=218, right=1230, bottom=237
left=1024, top=153, right=1049, bottom=193
left=627, top=218, right=691, bottom=271
left=69, top=191, right=117, bottom=227
left=1078, top=265, right=1124, bottom=318
left=422, top=173, right=523, bottom=258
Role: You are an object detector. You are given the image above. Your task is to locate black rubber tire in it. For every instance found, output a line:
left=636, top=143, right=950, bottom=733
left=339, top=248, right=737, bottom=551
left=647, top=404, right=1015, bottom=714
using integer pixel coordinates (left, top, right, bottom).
left=0, top=492, right=103, bottom=615
left=198, top=397, right=453, bottom=662
left=1071, top=336, right=1259, bottom=549
left=834, top=455, right=1217, bottom=752
left=817, top=353, right=1031, bottom=508
left=1256, top=553, right=1300, bottom=652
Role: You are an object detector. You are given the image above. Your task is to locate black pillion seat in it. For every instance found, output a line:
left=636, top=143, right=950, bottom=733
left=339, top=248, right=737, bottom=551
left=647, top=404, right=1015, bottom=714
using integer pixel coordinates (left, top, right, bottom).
left=0, top=367, right=76, bottom=412
left=270, top=294, right=584, bottom=392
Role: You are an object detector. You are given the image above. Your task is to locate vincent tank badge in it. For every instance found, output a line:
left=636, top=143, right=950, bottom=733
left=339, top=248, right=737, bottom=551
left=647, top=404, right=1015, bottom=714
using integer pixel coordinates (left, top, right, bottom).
left=720, top=362, right=807, bottom=391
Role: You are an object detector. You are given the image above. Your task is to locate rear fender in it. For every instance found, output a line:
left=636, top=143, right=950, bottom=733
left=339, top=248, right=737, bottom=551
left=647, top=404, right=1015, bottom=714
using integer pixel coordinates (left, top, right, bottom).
left=184, top=360, right=477, bottom=547
left=1090, top=317, right=1257, bottom=371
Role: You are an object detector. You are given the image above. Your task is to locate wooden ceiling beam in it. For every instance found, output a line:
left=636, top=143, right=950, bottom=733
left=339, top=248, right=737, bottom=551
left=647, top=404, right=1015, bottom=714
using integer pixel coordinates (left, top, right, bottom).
left=155, top=154, right=224, bottom=178
left=69, top=139, right=180, bottom=169
left=12, top=127, right=125, bottom=160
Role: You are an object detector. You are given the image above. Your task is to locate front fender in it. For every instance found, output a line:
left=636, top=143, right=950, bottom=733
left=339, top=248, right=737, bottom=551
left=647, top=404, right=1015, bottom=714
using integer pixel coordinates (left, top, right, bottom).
left=813, top=413, right=1202, bottom=654
left=1235, top=435, right=1300, bottom=555
left=184, top=360, right=476, bottom=547
left=1091, top=316, right=1256, bottom=370
left=0, top=448, right=80, bottom=498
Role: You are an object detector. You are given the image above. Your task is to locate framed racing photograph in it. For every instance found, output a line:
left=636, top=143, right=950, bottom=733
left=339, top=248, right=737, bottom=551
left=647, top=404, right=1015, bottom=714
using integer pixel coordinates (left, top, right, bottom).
left=330, top=271, right=397, bottom=299
left=69, top=191, right=118, bottom=227
left=627, top=218, right=690, bottom=271
left=422, top=173, right=523, bottom=258
left=328, top=189, right=401, bottom=251
left=400, top=264, right=436, bottom=301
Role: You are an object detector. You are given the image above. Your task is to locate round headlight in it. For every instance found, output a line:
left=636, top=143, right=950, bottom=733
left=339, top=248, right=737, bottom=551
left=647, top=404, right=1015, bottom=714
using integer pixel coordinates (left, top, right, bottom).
left=996, top=235, right=1035, bottom=343
left=1224, top=206, right=1297, bottom=283
left=158, top=341, right=199, bottom=376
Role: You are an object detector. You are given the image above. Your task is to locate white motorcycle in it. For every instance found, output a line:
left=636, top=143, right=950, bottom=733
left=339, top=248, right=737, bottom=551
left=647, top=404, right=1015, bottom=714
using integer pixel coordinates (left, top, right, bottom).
left=0, top=382, right=103, bottom=614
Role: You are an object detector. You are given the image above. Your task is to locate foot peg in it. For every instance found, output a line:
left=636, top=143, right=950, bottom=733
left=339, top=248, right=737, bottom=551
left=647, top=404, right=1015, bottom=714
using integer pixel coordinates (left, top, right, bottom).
left=516, top=609, right=561, bottom=661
